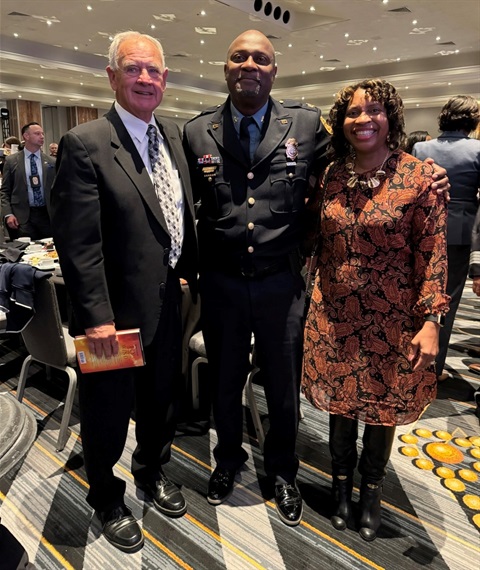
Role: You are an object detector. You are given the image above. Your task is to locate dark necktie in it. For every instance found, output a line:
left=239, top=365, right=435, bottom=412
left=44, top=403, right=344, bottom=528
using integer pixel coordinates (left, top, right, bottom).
left=146, top=124, right=182, bottom=267
left=239, top=117, right=255, bottom=164
left=29, top=153, right=44, bottom=207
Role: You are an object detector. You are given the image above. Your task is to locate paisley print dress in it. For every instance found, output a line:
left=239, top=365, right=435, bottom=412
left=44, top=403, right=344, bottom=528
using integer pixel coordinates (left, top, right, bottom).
left=302, top=151, right=449, bottom=426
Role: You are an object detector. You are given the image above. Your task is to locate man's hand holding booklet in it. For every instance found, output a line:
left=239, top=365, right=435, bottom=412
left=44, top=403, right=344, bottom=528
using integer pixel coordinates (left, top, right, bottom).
left=74, top=328, right=146, bottom=373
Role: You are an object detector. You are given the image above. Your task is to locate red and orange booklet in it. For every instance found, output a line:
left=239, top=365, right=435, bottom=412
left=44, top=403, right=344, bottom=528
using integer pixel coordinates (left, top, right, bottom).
left=74, top=328, right=145, bottom=373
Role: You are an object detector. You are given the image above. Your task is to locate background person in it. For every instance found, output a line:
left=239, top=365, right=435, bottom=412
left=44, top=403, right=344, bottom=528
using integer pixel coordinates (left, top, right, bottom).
left=1, top=123, right=54, bottom=240
left=302, top=79, right=449, bottom=541
left=413, top=95, right=480, bottom=381
left=51, top=31, right=198, bottom=553
left=48, top=142, right=58, bottom=157
left=403, top=129, right=431, bottom=154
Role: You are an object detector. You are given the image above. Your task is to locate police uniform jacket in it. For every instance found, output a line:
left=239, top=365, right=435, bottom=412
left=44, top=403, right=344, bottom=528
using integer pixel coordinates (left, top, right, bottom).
left=183, top=97, right=329, bottom=273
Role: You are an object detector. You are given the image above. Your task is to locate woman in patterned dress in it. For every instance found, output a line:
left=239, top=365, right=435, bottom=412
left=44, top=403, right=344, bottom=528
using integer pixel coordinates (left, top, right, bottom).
left=302, top=79, right=450, bottom=541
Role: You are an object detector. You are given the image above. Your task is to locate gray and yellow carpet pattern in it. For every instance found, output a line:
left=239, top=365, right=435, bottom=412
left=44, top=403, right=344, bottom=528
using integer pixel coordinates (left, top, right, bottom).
left=0, top=282, right=479, bottom=569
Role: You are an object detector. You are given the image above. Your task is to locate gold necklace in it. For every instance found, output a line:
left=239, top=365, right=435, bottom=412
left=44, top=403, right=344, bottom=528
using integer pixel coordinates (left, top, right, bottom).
left=346, top=149, right=391, bottom=189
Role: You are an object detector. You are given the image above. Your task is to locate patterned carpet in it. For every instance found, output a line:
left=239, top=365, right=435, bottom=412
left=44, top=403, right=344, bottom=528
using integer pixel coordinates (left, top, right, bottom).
left=0, top=282, right=479, bottom=570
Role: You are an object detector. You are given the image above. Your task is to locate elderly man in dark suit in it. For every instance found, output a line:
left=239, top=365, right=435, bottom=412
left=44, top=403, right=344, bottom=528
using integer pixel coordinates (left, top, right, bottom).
left=183, top=30, right=330, bottom=526
left=1, top=122, right=55, bottom=240
left=51, top=31, right=198, bottom=553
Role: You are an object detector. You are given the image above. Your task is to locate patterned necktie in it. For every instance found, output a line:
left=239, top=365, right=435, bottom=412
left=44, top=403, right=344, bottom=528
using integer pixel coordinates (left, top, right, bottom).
left=239, top=117, right=255, bottom=164
left=147, top=124, right=182, bottom=267
left=29, top=153, right=44, bottom=206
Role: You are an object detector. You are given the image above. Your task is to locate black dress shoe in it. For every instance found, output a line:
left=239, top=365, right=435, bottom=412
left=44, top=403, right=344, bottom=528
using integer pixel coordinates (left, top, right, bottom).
left=136, top=475, right=187, bottom=517
left=97, top=505, right=144, bottom=553
left=207, top=467, right=236, bottom=505
left=274, top=483, right=303, bottom=526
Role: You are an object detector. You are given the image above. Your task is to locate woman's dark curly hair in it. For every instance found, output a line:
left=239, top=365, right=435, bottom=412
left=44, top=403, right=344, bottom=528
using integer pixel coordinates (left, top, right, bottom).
left=438, top=95, right=479, bottom=132
left=327, top=78, right=406, bottom=160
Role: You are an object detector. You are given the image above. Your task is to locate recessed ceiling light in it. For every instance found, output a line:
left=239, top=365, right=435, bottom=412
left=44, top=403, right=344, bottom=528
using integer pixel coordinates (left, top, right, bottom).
left=18, top=95, right=22, bottom=98
left=74, top=46, right=79, bottom=50
left=302, top=96, right=305, bottom=100
left=320, top=55, right=324, bottom=59
left=382, top=0, right=389, bottom=4
left=40, top=76, right=44, bottom=79
left=373, top=46, right=377, bottom=51
left=176, top=97, right=179, bottom=100
left=405, top=86, right=409, bottom=89
left=416, top=104, right=420, bottom=107
left=47, top=20, right=52, bottom=26
left=345, top=33, right=349, bottom=38
left=87, top=5, right=93, bottom=11
left=448, top=82, right=452, bottom=85
left=80, top=82, right=84, bottom=86
left=200, top=10, right=206, bottom=16
left=200, top=40, right=205, bottom=44
left=310, top=6, right=315, bottom=11
left=200, top=102, right=203, bottom=105
left=288, top=43, right=293, bottom=48
left=90, top=103, right=94, bottom=107
left=57, top=99, right=60, bottom=103
left=346, top=65, right=349, bottom=68
left=200, top=59, right=204, bottom=64
left=200, top=74, right=203, bottom=78
left=302, top=70, right=305, bottom=74
left=109, top=36, right=113, bottom=41
left=412, top=20, right=417, bottom=25
left=436, top=36, right=441, bottom=41
left=455, top=49, right=459, bottom=53
left=175, top=114, right=178, bottom=117
left=13, top=33, right=19, bottom=37
left=396, top=57, right=401, bottom=61
left=151, top=25, right=156, bottom=30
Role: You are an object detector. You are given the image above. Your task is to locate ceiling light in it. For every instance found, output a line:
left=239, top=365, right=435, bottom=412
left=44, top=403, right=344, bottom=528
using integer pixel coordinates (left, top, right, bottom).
left=448, top=82, right=452, bottom=85
left=47, top=20, right=52, bottom=26
left=200, top=59, right=204, bottom=63
left=344, top=33, right=349, bottom=38
left=416, top=104, right=420, bottom=107
left=405, top=86, right=409, bottom=89
left=40, top=76, right=44, bottom=79
left=18, top=95, right=22, bottom=98
left=13, top=33, right=19, bottom=37
left=302, top=70, right=305, bottom=74
left=200, top=10, right=206, bottom=16
left=302, top=96, right=305, bottom=100
left=200, top=102, right=203, bottom=105
left=396, top=57, right=401, bottom=61
left=87, top=5, right=92, bottom=10
left=91, top=103, right=94, bottom=107
left=436, top=36, right=441, bottom=41
left=151, top=25, right=156, bottom=30
left=310, top=6, right=315, bottom=11
left=176, top=97, right=179, bottom=100
left=373, top=46, right=377, bottom=51
left=200, top=74, right=203, bottom=78
left=455, top=49, right=459, bottom=53
left=382, top=0, right=389, bottom=4
left=74, top=46, right=79, bottom=50
left=57, top=99, right=60, bottom=103
left=412, top=20, right=417, bottom=25
left=320, top=55, right=324, bottom=59
left=200, top=40, right=205, bottom=44
left=109, top=35, right=113, bottom=41
left=288, top=43, right=293, bottom=48
left=346, top=65, right=349, bottom=68
left=80, top=82, right=84, bottom=86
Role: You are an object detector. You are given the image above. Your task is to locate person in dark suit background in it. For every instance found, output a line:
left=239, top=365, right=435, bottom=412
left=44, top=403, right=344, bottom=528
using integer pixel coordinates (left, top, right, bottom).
left=51, top=31, right=198, bottom=553
left=413, top=95, right=480, bottom=381
left=1, top=123, right=55, bottom=240
left=183, top=29, right=330, bottom=526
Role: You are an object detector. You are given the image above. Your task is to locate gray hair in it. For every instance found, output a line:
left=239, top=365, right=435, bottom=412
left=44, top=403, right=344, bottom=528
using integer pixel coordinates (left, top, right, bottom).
left=108, top=31, right=165, bottom=70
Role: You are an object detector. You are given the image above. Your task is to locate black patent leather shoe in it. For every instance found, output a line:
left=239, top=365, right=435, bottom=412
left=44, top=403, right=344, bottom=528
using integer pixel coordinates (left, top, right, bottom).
left=136, top=475, right=187, bottom=517
left=274, top=483, right=303, bottom=526
left=97, top=505, right=144, bottom=553
left=207, top=467, right=236, bottom=505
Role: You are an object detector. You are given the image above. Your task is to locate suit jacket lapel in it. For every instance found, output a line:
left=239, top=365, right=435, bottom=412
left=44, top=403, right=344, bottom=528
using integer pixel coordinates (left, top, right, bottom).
left=106, top=107, right=169, bottom=235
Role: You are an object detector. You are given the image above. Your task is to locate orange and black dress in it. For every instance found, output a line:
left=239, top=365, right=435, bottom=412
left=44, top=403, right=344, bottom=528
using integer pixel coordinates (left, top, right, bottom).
left=302, top=151, right=449, bottom=426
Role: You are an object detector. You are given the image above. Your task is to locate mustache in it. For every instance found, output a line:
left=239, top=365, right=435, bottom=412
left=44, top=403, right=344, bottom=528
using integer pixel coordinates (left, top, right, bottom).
left=236, top=72, right=260, bottom=83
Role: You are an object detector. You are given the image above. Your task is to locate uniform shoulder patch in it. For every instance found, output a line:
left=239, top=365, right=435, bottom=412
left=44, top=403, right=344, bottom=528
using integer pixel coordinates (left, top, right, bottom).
left=320, top=115, right=333, bottom=135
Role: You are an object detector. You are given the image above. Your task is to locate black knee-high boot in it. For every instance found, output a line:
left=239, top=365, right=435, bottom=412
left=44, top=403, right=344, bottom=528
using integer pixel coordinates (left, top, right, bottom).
left=358, top=424, right=396, bottom=541
left=329, top=415, right=358, bottom=530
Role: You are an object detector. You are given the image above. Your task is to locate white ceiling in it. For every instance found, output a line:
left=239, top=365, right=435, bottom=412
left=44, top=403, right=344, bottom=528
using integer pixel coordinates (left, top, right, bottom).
left=0, top=0, right=479, bottom=119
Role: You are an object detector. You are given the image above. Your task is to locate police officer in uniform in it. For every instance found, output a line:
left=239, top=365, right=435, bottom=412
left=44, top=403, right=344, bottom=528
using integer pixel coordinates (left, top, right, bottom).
left=183, top=29, right=329, bottom=526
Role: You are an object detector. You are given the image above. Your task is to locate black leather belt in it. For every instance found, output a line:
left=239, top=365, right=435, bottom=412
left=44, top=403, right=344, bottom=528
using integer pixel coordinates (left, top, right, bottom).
left=219, top=258, right=291, bottom=279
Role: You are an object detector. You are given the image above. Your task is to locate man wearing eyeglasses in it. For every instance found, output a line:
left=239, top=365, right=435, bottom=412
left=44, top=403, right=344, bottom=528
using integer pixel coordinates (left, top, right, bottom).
left=51, top=31, right=198, bottom=552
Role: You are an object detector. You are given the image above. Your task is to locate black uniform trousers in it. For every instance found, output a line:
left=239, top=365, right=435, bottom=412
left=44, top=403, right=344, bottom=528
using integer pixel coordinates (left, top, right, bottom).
left=78, top=270, right=182, bottom=513
left=200, top=268, right=305, bottom=484
left=436, top=244, right=470, bottom=374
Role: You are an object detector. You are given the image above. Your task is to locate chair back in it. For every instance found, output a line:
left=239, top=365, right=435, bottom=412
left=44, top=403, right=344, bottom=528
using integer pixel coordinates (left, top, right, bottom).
left=21, top=277, right=68, bottom=368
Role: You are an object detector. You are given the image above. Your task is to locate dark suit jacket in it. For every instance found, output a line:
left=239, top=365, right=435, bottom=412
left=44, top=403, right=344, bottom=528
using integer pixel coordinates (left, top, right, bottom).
left=51, top=106, right=198, bottom=345
left=183, top=97, right=329, bottom=268
left=413, top=132, right=480, bottom=245
left=0, top=149, right=56, bottom=224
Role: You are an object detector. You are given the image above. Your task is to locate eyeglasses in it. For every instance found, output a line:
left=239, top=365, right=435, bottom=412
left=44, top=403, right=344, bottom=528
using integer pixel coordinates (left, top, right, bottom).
left=121, top=65, right=163, bottom=79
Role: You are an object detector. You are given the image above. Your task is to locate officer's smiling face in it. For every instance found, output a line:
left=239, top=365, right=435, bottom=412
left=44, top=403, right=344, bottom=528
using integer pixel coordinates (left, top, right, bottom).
left=224, top=30, right=277, bottom=114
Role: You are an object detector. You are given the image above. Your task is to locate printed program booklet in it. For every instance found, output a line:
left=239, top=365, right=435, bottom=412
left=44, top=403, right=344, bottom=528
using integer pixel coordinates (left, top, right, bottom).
left=74, top=328, right=145, bottom=373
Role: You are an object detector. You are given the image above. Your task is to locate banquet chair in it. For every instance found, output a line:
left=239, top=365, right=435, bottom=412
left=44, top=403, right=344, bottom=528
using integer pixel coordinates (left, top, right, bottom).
left=188, top=330, right=266, bottom=451
left=16, top=277, right=77, bottom=452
